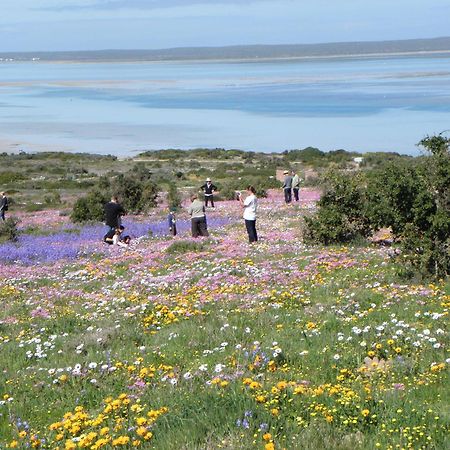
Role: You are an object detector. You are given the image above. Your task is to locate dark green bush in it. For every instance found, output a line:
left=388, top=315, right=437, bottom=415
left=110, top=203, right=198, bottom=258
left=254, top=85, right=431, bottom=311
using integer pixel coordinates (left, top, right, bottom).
left=71, top=189, right=109, bottom=223
left=0, top=217, right=20, bottom=243
left=167, top=183, right=182, bottom=209
left=304, top=170, right=372, bottom=245
left=398, top=135, right=450, bottom=278
left=71, top=169, right=160, bottom=223
left=305, top=134, right=450, bottom=278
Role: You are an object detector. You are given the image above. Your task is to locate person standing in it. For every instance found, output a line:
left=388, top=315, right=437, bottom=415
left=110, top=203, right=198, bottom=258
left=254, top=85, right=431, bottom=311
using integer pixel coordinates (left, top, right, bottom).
left=239, top=185, right=258, bottom=243
left=104, top=196, right=125, bottom=231
left=282, top=170, right=293, bottom=204
left=292, top=170, right=301, bottom=202
left=0, top=192, right=8, bottom=221
left=188, top=193, right=209, bottom=238
left=200, top=178, right=217, bottom=208
left=168, top=208, right=177, bottom=236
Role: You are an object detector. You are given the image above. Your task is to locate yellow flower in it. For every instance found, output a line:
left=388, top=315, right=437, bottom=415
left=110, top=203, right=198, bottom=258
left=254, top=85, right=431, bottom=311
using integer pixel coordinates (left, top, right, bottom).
left=263, top=433, right=272, bottom=441
left=394, top=347, right=402, bottom=354
left=9, top=441, right=18, bottom=448
left=136, top=426, right=148, bottom=437
left=19, top=431, right=27, bottom=438
left=265, top=443, right=275, bottom=450
left=112, top=436, right=130, bottom=446
left=65, top=440, right=77, bottom=450
left=361, top=409, right=370, bottom=417
left=136, top=417, right=147, bottom=426
left=271, top=408, right=279, bottom=416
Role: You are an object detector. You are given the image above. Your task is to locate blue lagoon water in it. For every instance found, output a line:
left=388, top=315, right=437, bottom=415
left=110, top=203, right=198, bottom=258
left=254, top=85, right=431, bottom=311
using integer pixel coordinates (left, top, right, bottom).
left=0, top=55, right=449, bottom=155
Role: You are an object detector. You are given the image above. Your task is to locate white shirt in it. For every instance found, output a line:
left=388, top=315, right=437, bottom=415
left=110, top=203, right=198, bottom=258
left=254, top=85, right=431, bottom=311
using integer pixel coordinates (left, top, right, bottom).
left=243, top=194, right=257, bottom=220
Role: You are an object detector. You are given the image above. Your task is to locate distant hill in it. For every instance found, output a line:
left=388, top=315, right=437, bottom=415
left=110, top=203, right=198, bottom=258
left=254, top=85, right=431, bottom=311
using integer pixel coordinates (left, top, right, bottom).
left=1, top=37, right=450, bottom=62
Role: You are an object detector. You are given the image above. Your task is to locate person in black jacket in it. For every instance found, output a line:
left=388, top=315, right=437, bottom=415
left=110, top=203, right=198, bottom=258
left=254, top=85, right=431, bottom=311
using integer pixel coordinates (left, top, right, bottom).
left=0, top=192, right=8, bottom=221
left=104, top=196, right=125, bottom=231
left=200, top=178, right=217, bottom=208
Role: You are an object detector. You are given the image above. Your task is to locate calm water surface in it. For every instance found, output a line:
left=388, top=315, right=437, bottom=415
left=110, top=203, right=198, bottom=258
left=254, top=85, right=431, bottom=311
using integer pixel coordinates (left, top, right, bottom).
left=0, top=56, right=449, bottom=155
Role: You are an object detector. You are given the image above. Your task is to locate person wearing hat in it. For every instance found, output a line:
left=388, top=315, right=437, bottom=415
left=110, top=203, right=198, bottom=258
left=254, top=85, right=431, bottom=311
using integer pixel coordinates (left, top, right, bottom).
left=0, top=192, right=8, bottom=221
left=282, top=170, right=293, bottom=204
left=200, top=178, right=217, bottom=208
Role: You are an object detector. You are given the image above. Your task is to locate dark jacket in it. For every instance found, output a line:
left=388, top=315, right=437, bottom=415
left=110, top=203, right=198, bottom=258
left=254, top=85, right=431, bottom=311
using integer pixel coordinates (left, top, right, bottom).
left=168, top=213, right=176, bottom=227
left=200, top=183, right=217, bottom=195
left=104, top=201, right=125, bottom=228
left=0, top=196, right=8, bottom=211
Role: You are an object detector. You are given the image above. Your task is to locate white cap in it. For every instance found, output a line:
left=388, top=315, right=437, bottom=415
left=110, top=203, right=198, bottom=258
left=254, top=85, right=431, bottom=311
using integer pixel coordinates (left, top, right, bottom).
left=206, top=178, right=211, bottom=182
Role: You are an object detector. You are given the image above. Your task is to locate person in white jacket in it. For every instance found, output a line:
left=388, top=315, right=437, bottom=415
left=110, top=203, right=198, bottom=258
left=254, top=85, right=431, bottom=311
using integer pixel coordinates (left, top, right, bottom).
left=238, top=185, right=258, bottom=243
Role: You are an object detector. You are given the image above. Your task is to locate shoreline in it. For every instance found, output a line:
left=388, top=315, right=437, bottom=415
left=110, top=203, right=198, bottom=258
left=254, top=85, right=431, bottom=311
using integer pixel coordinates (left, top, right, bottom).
left=1, top=49, right=450, bottom=65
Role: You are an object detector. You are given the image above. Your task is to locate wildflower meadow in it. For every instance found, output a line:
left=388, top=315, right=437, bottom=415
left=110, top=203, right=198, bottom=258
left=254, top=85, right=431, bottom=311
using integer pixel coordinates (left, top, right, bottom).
left=0, top=189, right=448, bottom=450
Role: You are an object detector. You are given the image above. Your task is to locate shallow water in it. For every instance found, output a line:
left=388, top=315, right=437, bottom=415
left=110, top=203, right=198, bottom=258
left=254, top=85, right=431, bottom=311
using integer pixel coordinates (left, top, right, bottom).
left=0, top=55, right=449, bottom=155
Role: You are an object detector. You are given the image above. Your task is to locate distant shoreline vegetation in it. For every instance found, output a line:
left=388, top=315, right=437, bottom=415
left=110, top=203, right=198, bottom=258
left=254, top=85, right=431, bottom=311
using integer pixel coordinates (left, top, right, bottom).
left=1, top=36, right=450, bottom=63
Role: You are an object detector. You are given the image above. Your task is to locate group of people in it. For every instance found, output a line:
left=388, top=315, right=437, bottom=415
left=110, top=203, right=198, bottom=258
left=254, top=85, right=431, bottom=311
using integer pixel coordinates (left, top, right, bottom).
left=282, top=170, right=302, bottom=204
left=102, top=196, right=131, bottom=247
left=101, top=182, right=259, bottom=246
left=101, top=172, right=302, bottom=246
left=183, top=180, right=258, bottom=243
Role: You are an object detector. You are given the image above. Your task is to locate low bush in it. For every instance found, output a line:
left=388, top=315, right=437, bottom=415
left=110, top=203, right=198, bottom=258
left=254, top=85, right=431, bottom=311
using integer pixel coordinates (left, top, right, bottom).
left=304, top=170, right=371, bottom=245
left=0, top=217, right=20, bottom=243
left=166, top=239, right=210, bottom=254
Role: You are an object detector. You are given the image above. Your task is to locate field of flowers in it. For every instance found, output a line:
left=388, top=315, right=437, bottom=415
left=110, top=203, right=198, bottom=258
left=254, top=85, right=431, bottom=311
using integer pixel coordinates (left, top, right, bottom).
left=0, top=189, right=448, bottom=450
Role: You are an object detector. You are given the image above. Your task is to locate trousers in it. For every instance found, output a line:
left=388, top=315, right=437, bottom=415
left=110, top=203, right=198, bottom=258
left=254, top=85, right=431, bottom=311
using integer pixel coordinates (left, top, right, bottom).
left=191, top=217, right=209, bottom=238
left=245, top=219, right=258, bottom=243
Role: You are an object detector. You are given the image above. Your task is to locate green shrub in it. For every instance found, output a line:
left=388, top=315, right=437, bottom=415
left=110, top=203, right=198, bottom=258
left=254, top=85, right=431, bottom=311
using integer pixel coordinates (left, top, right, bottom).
left=25, top=203, right=47, bottom=213
left=397, top=135, right=450, bottom=278
left=0, top=171, right=26, bottom=184
left=305, top=134, right=450, bottom=278
left=167, top=183, right=182, bottom=209
left=0, top=217, right=20, bottom=243
left=166, top=239, right=210, bottom=254
left=71, top=189, right=109, bottom=223
left=44, top=192, right=62, bottom=206
left=71, top=170, right=160, bottom=223
left=304, top=170, right=372, bottom=245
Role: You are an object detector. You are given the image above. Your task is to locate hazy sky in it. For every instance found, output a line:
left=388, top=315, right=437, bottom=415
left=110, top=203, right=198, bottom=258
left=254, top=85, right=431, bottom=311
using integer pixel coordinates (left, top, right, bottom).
left=1, top=0, right=449, bottom=52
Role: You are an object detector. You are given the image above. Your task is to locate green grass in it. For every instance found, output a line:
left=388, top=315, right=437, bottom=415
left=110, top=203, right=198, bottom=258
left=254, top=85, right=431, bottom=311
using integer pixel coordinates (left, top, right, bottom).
left=0, top=208, right=448, bottom=450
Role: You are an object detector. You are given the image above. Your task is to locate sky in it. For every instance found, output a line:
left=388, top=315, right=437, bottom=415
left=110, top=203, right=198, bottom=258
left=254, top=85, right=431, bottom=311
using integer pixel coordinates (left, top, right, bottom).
left=1, top=0, right=449, bottom=52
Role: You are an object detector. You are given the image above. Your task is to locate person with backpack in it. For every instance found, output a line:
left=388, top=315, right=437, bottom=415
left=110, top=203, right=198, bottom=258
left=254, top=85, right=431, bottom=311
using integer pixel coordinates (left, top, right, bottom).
left=282, top=171, right=293, bottom=204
